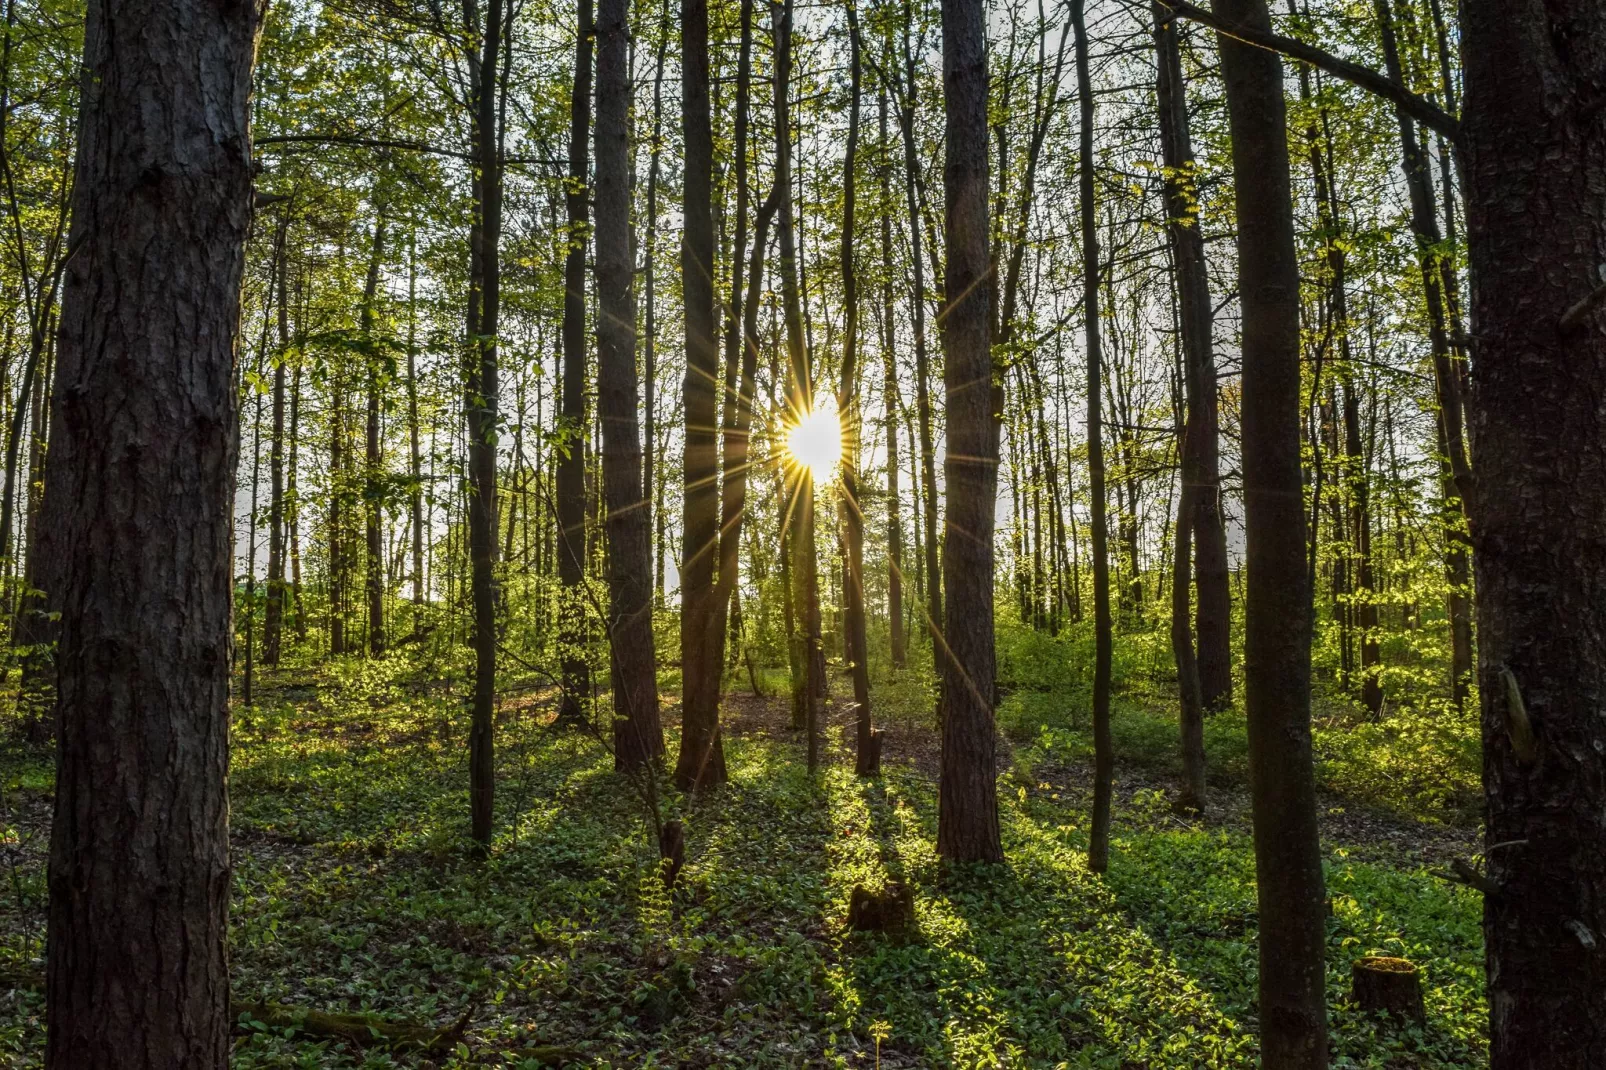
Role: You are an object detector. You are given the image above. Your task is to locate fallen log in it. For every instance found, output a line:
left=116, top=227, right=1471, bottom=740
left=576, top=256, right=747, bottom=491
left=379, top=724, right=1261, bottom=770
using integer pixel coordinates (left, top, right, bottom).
left=232, top=1000, right=474, bottom=1053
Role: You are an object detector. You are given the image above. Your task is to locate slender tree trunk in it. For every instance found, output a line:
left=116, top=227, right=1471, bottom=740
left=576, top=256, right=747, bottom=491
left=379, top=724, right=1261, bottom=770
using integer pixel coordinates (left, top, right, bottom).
left=596, top=0, right=664, bottom=770
left=243, top=392, right=262, bottom=707
left=1074, top=0, right=1114, bottom=874
left=42, top=0, right=257, bottom=1060
left=672, top=0, right=725, bottom=791
left=1374, top=0, right=1471, bottom=705
left=362, top=210, right=389, bottom=657
left=407, top=234, right=425, bottom=625
left=642, top=12, right=667, bottom=602
left=465, top=0, right=504, bottom=849
left=263, top=219, right=288, bottom=667
left=899, top=10, right=942, bottom=699
left=1461, top=2, right=1606, bottom=1064
left=289, top=359, right=305, bottom=637
left=1214, top=0, right=1326, bottom=1062
left=840, top=0, right=874, bottom=775
left=1154, top=5, right=1230, bottom=711
left=878, top=84, right=905, bottom=671
left=935, top=0, right=1001, bottom=864
left=557, top=0, right=595, bottom=726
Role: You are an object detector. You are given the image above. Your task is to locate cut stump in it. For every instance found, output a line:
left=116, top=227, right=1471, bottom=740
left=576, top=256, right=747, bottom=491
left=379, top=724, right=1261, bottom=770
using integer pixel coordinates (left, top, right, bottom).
left=1351, top=956, right=1424, bottom=1024
left=848, top=881, right=914, bottom=936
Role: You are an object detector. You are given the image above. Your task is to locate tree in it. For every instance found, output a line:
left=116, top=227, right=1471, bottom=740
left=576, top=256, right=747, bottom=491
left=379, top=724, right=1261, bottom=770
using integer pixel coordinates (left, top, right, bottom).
left=595, top=0, right=664, bottom=770
left=1461, top=1, right=1606, bottom=1064
left=41, top=0, right=260, bottom=1061
left=673, top=0, right=724, bottom=792
left=1213, top=0, right=1327, bottom=1063
left=1074, top=0, right=1114, bottom=872
left=934, top=0, right=1001, bottom=865
left=556, top=0, right=595, bottom=727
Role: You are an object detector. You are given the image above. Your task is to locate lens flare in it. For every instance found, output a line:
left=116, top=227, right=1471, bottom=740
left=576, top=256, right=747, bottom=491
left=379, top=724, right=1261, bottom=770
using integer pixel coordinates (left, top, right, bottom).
left=785, top=403, right=843, bottom=482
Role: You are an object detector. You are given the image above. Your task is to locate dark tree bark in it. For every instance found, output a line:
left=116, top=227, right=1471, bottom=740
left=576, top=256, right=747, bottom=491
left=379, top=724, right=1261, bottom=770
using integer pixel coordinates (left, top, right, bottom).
left=595, top=0, right=664, bottom=771
left=1154, top=5, right=1230, bottom=712
left=935, top=0, right=1001, bottom=865
left=263, top=218, right=289, bottom=667
left=1460, top=2, right=1606, bottom=1066
left=41, top=0, right=259, bottom=1062
left=642, top=9, right=668, bottom=602
left=672, top=0, right=725, bottom=792
left=877, top=84, right=906, bottom=670
left=557, top=0, right=595, bottom=727
left=465, top=0, right=504, bottom=850
left=840, top=0, right=874, bottom=776
left=1073, top=0, right=1114, bottom=874
left=362, top=210, right=389, bottom=658
left=1212, top=0, right=1327, bottom=1063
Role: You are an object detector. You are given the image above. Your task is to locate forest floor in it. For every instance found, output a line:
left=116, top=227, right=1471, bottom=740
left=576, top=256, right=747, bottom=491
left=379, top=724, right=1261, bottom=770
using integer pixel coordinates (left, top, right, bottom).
left=0, top=657, right=1486, bottom=1068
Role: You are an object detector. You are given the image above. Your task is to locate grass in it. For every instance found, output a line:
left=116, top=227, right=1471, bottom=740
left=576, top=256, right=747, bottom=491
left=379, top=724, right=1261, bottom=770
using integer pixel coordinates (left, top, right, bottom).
left=0, top=651, right=1486, bottom=1067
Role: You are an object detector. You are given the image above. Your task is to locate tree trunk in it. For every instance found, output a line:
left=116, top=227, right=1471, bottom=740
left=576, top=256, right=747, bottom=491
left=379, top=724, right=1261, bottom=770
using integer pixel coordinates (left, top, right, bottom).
left=878, top=84, right=905, bottom=671
left=840, top=0, right=874, bottom=776
left=1073, top=0, right=1114, bottom=875
left=362, top=210, right=389, bottom=657
left=556, top=0, right=594, bottom=727
left=465, top=0, right=504, bottom=850
left=42, top=0, right=257, bottom=1061
left=934, top=0, right=1001, bottom=865
left=595, top=0, right=664, bottom=771
left=672, top=0, right=725, bottom=792
left=263, top=219, right=288, bottom=667
left=1213, top=0, right=1327, bottom=1063
left=1461, top=2, right=1606, bottom=1065
left=1154, top=5, right=1230, bottom=711
left=407, top=234, right=425, bottom=626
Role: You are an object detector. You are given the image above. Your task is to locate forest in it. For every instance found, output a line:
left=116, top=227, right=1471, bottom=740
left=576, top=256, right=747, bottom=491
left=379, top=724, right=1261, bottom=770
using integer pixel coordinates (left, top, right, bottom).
left=0, top=0, right=1599, bottom=1065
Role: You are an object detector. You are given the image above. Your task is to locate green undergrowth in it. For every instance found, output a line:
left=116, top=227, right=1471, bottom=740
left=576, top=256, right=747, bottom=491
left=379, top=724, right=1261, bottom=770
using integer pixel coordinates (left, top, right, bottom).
left=0, top=658, right=1484, bottom=1067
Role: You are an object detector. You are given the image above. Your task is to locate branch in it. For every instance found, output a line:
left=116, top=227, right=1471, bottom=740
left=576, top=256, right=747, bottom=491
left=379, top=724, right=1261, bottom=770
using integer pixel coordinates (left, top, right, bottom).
left=255, top=132, right=475, bottom=160
left=1153, top=0, right=1460, bottom=144
left=1431, top=857, right=1499, bottom=897
left=1560, top=279, right=1606, bottom=334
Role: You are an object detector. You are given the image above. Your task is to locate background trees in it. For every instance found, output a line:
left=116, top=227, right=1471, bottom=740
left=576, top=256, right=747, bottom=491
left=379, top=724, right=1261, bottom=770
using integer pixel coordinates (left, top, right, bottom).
left=0, top=0, right=1593, bottom=1062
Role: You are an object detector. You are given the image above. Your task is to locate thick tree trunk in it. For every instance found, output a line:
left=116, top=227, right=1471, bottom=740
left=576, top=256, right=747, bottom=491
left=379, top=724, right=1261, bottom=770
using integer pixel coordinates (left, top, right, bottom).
left=672, top=0, right=725, bottom=792
left=1074, top=0, right=1114, bottom=875
left=42, top=0, right=258, bottom=1062
left=1213, top=0, right=1327, bottom=1063
left=465, top=0, right=504, bottom=850
left=1154, top=5, right=1230, bottom=712
left=1461, top=2, right=1606, bottom=1066
left=595, top=0, right=664, bottom=771
left=556, top=0, right=594, bottom=727
left=934, top=0, right=1001, bottom=865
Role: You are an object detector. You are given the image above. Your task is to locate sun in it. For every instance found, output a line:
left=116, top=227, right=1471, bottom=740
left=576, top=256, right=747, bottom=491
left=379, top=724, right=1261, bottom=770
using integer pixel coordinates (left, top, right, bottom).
left=785, top=402, right=843, bottom=482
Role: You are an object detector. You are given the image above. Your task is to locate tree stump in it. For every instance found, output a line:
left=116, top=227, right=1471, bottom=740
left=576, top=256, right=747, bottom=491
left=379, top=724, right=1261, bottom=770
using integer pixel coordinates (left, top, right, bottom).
left=855, top=727, right=884, bottom=776
left=1351, top=956, right=1424, bottom=1024
left=848, top=881, right=913, bottom=936
left=658, top=820, right=685, bottom=888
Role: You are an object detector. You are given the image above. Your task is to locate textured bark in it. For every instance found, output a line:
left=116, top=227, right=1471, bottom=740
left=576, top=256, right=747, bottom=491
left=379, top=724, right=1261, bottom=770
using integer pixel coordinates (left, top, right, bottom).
left=934, top=0, right=1001, bottom=865
left=1073, top=0, right=1114, bottom=875
left=672, top=0, right=725, bottom=792
left=1212, top=0, right=1327, bottom=1063
left=556, top=0, right=594, bottom=727
left=466, top=0, right=504, bottom=849
left=1154, top=6, right=1230, bottom=711
left=595, top=0, right=663, bottom=771
left=42, top=0, right=259, bottom=1062
left=1461, top=2, right=1606, bottom=1066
